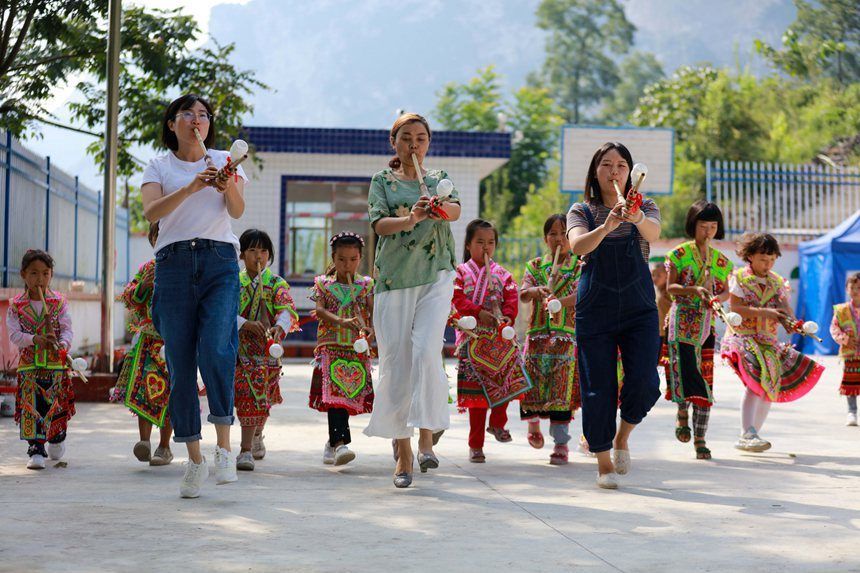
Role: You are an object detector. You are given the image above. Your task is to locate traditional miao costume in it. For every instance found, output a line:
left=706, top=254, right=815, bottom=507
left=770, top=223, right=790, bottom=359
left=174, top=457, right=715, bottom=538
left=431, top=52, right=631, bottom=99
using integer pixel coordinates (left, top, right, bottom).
left=519, top=254, right=581, bottom=449
left=234, top=267, right=298, bottom=427
left=309, top=274, right=375, bottom=447
left=453, top=258, right=531, bottom=451
left=111, top=260, right=170, bottom=426
left=721, top=267, right=824, bottom=433
left=830, top=301, right=860, bottom=415
left=6, top=290, right=75, bottom=457
left=664, top=241, right=733, bottom=442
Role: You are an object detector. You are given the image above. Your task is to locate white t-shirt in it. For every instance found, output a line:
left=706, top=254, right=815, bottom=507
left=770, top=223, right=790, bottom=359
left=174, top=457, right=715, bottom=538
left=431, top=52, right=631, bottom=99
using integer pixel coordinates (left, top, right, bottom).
left=142, top=150, right=248, bottom=253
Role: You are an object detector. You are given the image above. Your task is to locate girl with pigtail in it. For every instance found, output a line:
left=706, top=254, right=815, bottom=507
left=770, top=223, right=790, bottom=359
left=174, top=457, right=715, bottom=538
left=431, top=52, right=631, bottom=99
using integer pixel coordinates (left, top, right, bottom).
left=309, top=231, right=375, bottom=467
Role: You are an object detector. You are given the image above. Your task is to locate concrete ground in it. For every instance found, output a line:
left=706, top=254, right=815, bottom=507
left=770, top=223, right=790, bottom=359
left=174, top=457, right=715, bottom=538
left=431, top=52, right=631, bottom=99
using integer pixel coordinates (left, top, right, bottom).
left=0, top=356, right=857, bottom=573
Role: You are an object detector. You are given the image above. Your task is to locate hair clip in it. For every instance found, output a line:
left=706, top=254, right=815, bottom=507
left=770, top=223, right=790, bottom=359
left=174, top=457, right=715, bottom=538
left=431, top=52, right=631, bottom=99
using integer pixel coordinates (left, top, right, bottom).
left=329, top=231, right=365, bottom=247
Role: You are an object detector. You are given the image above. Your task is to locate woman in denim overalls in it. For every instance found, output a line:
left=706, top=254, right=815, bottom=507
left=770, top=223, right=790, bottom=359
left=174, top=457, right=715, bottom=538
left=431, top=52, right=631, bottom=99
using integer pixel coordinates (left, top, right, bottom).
left=567, top=142, right=662, bottom=489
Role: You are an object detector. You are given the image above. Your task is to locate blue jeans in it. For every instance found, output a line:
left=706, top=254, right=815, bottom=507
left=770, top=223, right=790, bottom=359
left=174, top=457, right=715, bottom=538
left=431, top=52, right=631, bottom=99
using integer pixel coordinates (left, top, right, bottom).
left=152, top=239, right=239, bottom=442
left=575, top=223, right=660, bottom=453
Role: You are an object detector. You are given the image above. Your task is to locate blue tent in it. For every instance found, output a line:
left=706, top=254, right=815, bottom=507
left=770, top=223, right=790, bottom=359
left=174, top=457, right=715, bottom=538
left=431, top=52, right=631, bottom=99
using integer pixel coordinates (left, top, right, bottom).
left=795, top=210, right=860, bottom=354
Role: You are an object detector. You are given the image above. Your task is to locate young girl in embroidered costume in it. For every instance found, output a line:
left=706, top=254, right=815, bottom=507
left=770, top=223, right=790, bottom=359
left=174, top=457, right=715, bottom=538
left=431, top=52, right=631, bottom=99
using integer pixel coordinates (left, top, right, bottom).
left=6, top=250, right=75, bottom=470
left=233, top=229, right=298, bottom=471
left=453, top=218, right=530, bottom=463
left=518, top=214, right=581, bottom=465
left=665, top=201, right=733, bottom=460
left=831, top=272, right=860, bottom=426
left=309, top=231, right=375, bottom=466
left=652, top=262, right=671, bottom=379
left=721, top=233, right=824, bottom=452
left=112, top=223, right=173, bottom=466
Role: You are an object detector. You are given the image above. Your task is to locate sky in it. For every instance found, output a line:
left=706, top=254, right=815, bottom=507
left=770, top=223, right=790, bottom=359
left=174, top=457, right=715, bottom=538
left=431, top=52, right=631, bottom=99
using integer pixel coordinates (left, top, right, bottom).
left=24, top=0, right=795, bottom=190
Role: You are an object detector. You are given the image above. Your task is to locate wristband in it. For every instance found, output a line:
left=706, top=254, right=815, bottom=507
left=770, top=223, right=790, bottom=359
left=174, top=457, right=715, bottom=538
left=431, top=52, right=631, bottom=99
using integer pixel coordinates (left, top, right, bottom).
left=633, top=211, right=646, bottom=226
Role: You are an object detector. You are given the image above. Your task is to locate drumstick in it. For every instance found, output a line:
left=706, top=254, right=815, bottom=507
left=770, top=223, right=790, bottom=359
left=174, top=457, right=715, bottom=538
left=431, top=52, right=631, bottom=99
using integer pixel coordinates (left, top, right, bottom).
left=346, top=272, right=368, bottom=332
left=612, top=180, right=625, bottom=205
left=38, top=287, right=88, bottom=382
left=193, top=128, right=216, bottom=169
left=411, top=153, right=429, bottom=196
left=547, top=245, right=562, bottom=293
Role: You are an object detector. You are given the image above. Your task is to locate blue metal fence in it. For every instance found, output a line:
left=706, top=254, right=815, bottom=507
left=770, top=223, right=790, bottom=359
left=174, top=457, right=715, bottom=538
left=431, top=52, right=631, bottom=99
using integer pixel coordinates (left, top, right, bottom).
left=0, top=131, right=129, bottom=289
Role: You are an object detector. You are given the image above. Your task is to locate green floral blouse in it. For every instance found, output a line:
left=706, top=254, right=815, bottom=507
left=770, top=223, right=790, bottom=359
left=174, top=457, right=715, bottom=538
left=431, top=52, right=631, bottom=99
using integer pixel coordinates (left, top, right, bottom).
left=368, top=168, right=460, bottom=293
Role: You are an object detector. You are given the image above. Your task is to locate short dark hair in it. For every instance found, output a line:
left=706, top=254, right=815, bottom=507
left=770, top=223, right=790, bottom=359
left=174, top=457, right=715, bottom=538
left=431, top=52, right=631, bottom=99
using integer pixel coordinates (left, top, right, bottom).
left=736, top=233, right=781, bottom=262
left=239, top=229, right=274, bottom=263
left=161, top=94, right=215, bottom=151
left=684, top=200, right=725, bottom=240
left=21, top=249, right=54, bottom=271
left=847, top=272, right=860, bottom=290
left=463, top=218, right=498, bottom=263
left=584, top=142, right=633, bottom=204
left=543, top=214, right=566, bottom=237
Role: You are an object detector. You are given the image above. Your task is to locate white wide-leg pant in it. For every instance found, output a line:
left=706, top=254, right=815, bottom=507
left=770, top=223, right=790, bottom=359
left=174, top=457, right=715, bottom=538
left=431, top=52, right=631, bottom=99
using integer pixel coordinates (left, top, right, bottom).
left=364, top=270, right=455, bottom=439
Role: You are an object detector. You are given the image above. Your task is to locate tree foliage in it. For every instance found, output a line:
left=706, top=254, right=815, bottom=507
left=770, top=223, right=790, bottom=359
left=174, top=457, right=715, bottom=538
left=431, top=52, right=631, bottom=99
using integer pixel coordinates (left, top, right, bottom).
left=0, top=1, right=267, bottom=179
left=535, top=0, right=635, bottom=123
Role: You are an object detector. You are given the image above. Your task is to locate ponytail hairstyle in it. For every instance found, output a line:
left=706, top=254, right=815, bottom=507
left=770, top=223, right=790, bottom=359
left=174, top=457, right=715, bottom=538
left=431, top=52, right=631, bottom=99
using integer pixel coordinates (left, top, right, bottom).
left=21, top=249, right=54, bottom=272
left=325, top=231, right=366, bottom=276
left=389, top=112, right=432, bottom=169
left=462, top=218, right=498, bottom=263
left=147, top=222, right=160, bottom=248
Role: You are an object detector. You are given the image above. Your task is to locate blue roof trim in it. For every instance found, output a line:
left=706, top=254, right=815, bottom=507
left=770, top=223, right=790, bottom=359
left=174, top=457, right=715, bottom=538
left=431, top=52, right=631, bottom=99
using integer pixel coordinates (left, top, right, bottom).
left=243, top=126, right=511, bottom=158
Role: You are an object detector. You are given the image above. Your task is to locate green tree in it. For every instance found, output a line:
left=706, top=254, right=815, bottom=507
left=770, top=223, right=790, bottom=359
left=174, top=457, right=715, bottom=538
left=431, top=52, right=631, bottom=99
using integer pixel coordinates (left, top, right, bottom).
left=433, top=65, right=503, bottom=132
left=535, top=0, right=635, bottom=123
left=434, top=70, right=564, bottom=228
left=0, top=2, right=267, bottom=178
left=600, top=51, right=664, bottom=124
left=632, top=66, right=721, bottom=145
left=756, top=0, right=860, bottom=84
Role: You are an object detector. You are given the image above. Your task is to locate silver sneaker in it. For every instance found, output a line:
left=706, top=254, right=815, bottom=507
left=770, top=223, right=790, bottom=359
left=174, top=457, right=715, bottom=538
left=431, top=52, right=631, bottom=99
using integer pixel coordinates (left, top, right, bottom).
left=323, top=442, right=335, bottom=465
left=27, top=454, right=46, bottom=470
left=150, top=446, right=173, bottom=466
left=734, top=427, right=771, bottom=452
left=214, top=447, right=238, bottom=484
left=252, top=432, right=266, bottom=460
left=46, top=441, right=65, bottom=461
left=180, top=457, right=209, bottom=498
left=334, top=445, right=355, bottom=466
left=236, top=451, right=255, bottom=471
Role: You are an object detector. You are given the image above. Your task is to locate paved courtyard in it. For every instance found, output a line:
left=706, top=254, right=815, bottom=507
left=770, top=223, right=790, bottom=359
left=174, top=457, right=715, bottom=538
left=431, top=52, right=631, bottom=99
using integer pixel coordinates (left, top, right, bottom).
left=0, top=356, right=857, bottom=572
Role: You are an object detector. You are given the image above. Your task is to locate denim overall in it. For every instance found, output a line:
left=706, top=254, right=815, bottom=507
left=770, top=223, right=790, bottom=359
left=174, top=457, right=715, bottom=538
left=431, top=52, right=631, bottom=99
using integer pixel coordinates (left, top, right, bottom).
left=574, top=205, right=660, bottom=453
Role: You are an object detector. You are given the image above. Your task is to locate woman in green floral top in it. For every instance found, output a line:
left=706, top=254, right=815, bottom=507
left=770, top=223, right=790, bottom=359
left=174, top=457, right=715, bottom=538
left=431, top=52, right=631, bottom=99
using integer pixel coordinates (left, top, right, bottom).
left=363, top=113, right=461, bottom=488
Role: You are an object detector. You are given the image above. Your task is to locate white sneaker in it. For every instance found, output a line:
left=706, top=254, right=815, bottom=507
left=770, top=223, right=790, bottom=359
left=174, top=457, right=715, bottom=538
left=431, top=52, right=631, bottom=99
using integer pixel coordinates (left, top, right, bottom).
left=252, top=432, right=266, bottom=460
left=27, top=454, right=46, bottom=470
left=847, top=412, right=858, bottom=427
left=334, top=444, right=355, bottom=466
left=734, top=427, right=771, bottom=452
left=46, top=441, right=65, bottom=460
left=596, top=472, right=619, bottom=489
left=236, top=451, right=255, bottom=471
left=180, top=457, right=209, bottom=498
left=323, top=442, right=335, bottom=465
left=214, top=447, right=238, bottom=484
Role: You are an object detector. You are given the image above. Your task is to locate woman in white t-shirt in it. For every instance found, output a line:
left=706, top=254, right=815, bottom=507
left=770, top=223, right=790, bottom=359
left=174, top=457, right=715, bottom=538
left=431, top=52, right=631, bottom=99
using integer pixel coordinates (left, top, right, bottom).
left=141, top=94, right=247, bottom=499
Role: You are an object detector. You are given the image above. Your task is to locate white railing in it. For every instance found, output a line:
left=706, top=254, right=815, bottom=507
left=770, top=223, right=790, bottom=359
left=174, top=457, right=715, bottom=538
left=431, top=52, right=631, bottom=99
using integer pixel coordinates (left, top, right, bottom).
left=706, top=159, right=860, bottom=243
